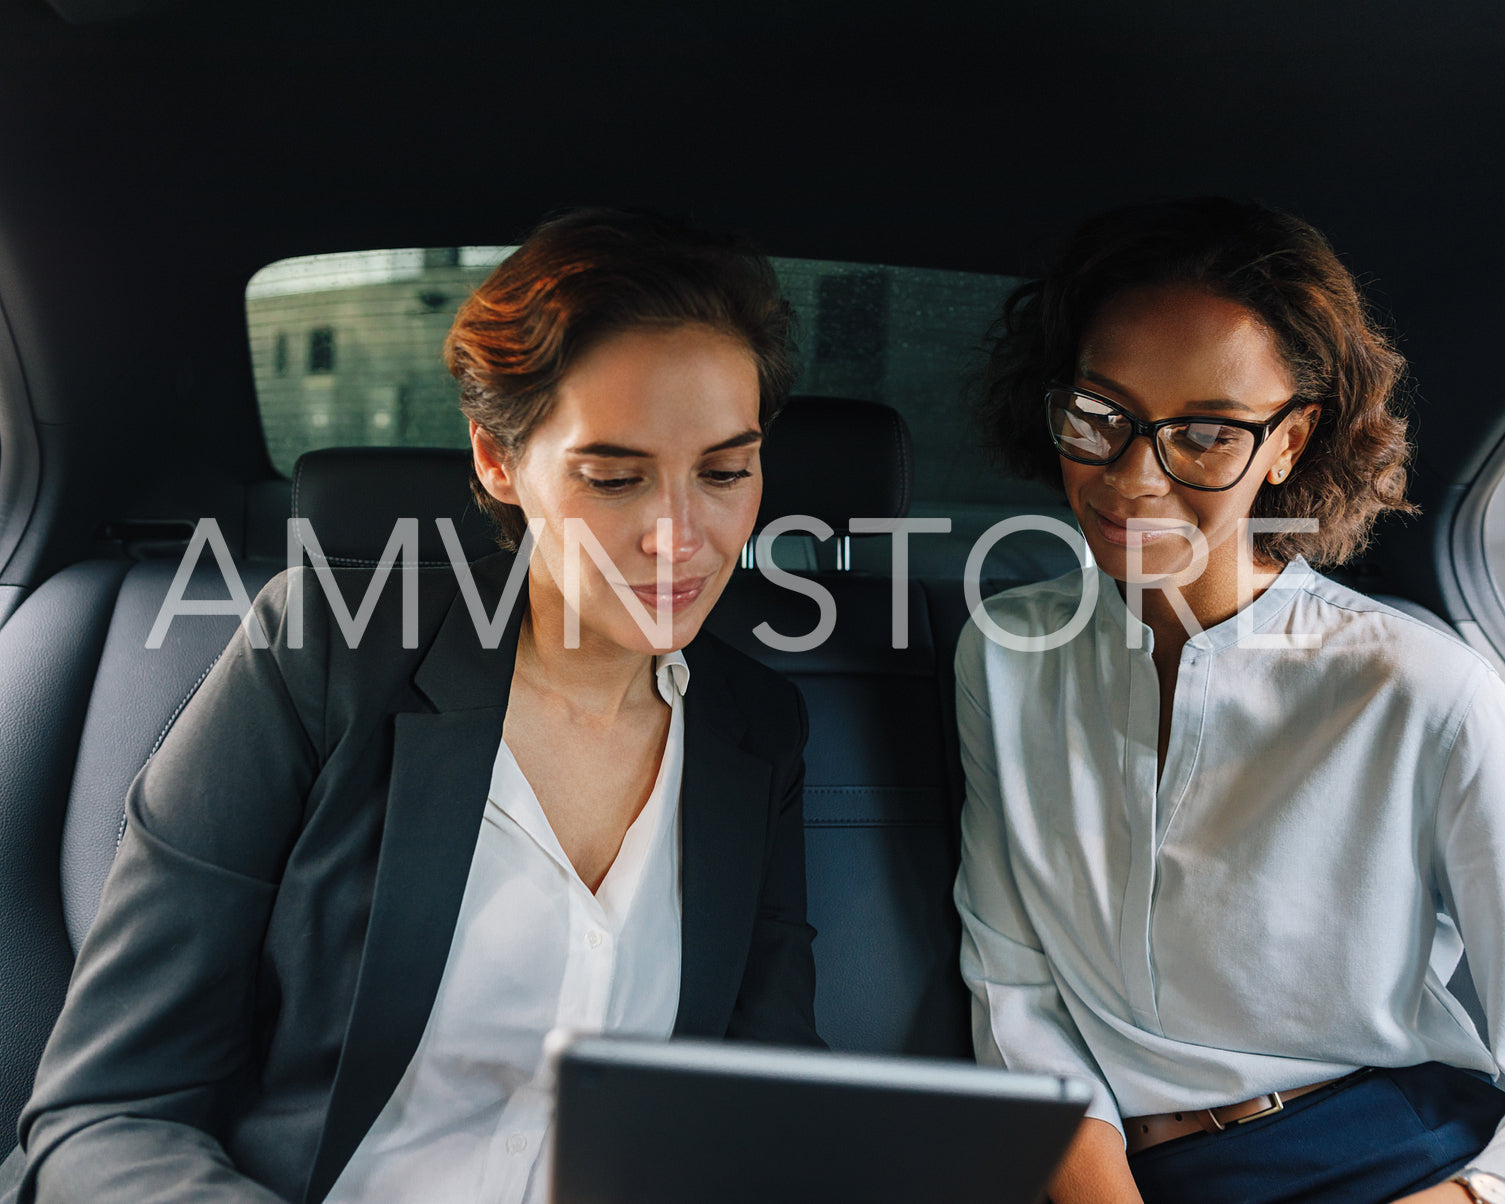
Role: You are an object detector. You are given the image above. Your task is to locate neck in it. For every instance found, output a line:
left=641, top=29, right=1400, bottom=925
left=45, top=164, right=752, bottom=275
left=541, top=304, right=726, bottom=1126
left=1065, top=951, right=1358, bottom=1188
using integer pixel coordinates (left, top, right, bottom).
left=1122, top=554, right=1286, bottom=650
left=518, top=569, right=659, bottom=723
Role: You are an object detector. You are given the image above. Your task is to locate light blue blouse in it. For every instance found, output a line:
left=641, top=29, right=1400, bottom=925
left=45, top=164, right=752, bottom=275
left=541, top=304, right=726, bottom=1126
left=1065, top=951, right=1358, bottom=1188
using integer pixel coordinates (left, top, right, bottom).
left=954, top=557, right=1505, bottom=1174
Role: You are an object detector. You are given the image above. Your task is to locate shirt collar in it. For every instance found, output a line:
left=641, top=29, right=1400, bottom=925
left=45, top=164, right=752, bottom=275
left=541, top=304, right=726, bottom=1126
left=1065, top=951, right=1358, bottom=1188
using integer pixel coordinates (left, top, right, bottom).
left=654, top=650, right=690, bottom=703
left=1094, top=556, right=1315, bottom=653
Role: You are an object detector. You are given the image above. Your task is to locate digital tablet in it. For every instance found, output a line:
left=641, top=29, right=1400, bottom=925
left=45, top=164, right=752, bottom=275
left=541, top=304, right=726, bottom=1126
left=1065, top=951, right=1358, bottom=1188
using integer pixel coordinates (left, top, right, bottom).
left=549, top=1034, right=1091, bottom=1204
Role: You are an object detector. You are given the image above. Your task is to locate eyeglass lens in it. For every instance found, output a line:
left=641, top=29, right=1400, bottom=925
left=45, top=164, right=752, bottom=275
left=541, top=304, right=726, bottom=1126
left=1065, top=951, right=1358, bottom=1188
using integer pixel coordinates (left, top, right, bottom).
left=1048, top=392, right=1257, bottom=488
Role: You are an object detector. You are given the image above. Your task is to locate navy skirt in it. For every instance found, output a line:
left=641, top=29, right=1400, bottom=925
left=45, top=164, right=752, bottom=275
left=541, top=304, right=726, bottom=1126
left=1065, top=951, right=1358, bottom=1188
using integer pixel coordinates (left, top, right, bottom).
left=1128, top=1063, right=1505, bottom=1204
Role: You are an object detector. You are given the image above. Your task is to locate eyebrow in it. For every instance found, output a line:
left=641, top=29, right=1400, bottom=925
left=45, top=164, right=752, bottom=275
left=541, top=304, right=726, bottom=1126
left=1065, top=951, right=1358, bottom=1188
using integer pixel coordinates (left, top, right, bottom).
left=567, top=429, right=763, bottom=458
left=1079, top=368, right=1257, bottom=415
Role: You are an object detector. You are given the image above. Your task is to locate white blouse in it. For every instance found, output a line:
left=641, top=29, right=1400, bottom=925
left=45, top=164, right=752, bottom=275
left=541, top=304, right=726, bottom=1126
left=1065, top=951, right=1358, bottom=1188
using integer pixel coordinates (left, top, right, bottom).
left=326, top=652, right=689, bottom=1204
left=954, top=559, right=1505, bottom=1175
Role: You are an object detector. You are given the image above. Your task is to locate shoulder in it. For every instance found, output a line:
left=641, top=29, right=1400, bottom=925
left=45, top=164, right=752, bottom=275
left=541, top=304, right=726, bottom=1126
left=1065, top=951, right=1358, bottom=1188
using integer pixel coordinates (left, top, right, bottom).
left=1285, top=567, right=1495, bottom=691
left=955, top=566, right=1095, bottom=672
left=243, top=552, right=510, bottom=699
left=684, top=628, right=807, bottom=751
left=972, top=567, right=1095, bottom=640
left=249, top=553, right=484, bottom=632
left=1231, top=565, right=1505, bottom=752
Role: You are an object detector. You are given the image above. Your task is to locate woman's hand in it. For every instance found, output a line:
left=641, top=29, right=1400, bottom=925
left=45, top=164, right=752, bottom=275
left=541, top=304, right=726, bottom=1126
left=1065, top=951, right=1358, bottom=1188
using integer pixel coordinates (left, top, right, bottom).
left=1389, top=1183, right=1471, bottom=1203
left=1047, top=1117, right=1146, bottom=1204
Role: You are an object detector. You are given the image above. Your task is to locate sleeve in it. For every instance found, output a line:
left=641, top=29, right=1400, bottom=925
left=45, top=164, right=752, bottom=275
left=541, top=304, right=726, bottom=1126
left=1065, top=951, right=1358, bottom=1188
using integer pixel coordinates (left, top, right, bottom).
left=16, top=573, right=326, bottom=1204
left=1433, top=665, right=1505, bottom=1180
left=725, top=682, right=824, bottom=1048
left=952, top=621, right=1121, bottom=1134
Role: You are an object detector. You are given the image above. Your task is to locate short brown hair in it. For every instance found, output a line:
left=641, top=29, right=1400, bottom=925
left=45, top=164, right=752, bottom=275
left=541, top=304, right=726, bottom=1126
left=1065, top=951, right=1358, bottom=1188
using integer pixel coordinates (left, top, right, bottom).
left=979, top=197, right=1415, bottom=566
left=444, top=208, right=798, bottom=548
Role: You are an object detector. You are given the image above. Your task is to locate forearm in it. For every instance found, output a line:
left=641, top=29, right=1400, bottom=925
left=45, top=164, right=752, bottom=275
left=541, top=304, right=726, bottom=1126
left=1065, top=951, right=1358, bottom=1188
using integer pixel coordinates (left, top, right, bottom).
left=28, top=1115, right=286, bottom=1204
left=20, top=803, right=285, bottom=1204
left=1047, top=1118, right=1143, bottom=1204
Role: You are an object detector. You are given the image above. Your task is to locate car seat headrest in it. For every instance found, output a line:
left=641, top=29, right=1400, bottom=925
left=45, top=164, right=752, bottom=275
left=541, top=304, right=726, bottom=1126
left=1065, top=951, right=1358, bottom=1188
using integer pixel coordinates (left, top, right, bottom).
left=290, top=395, right=912, bottom=563
left=757, top=396, right=913, bottom=533
left=291, top=447, right=497, bottom=565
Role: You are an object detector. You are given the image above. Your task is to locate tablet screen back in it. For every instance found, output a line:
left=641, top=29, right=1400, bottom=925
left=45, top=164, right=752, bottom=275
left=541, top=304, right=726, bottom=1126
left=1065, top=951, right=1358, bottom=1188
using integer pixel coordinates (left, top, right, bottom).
left=551, top=1036, right=1090, bottom=1204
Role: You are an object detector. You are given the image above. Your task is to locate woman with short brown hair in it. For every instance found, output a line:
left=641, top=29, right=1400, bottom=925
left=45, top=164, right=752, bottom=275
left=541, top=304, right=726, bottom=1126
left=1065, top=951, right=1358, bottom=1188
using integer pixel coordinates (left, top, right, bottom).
left=18, top=208, right=819, bottom=1204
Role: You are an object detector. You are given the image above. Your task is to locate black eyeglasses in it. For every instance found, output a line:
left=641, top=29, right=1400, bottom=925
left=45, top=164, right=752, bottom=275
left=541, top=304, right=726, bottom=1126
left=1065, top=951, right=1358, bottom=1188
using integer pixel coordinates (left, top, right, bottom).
left=1045, top=384, right=1308, bottom=491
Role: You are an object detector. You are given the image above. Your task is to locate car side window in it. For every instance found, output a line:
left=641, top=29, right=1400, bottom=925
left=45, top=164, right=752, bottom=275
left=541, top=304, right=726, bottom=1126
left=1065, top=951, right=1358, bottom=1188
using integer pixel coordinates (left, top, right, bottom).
left=246, top=247, right=1054, bottom=517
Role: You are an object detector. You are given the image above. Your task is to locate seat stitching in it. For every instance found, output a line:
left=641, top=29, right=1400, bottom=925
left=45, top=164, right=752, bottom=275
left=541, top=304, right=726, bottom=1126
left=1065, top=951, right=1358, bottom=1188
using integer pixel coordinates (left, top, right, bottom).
left=805, top=818, right=946, bottom=828
left=315, top=554, right=454, bottom=568
left=806, top=785, right=938, bottom=794
left=889, top=412, right=912, bottom=516
left=114, top=653, right=224, bottom=852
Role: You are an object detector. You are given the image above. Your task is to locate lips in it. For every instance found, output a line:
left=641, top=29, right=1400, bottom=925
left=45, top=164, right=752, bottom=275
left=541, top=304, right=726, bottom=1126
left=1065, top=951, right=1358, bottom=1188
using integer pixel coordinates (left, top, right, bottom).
left=1091, top=509, right=1186, bottom=548
left=628, top=576, right=708, bottom=614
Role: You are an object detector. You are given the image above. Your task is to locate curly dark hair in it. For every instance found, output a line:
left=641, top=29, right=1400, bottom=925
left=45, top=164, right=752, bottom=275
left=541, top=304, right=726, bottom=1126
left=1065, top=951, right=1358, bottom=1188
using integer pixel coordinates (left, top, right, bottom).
left=979, top=197, right=1415, bottom=566
left=445, top=208, right=798, bottom=549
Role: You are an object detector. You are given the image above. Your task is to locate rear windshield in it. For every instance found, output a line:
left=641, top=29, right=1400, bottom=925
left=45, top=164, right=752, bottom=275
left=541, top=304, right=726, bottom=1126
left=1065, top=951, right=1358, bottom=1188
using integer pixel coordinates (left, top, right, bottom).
left=246, top=248, right=1051, bottom=509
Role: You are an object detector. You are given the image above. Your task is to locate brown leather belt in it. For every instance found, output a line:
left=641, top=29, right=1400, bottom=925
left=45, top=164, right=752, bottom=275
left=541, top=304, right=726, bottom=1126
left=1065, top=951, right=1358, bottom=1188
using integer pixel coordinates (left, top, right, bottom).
left=1123, top=1077, right=1345, bottom=1155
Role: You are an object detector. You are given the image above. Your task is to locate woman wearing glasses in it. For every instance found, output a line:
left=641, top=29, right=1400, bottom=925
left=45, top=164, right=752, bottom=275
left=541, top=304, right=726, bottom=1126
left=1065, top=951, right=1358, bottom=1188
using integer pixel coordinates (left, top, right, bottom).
left=955, top=198, right=1505, bottom=1204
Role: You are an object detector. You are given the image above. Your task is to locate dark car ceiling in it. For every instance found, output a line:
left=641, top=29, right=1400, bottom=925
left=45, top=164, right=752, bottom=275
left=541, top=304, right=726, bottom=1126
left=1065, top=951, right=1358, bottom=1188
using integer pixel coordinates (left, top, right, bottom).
left=0, top=0, right=1502, bottom=601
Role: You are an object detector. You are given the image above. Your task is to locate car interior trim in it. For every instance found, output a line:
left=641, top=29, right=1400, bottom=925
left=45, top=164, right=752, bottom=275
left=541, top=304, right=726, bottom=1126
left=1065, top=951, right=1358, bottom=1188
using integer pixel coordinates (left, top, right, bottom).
left=0, top=294, right=40, bottom=599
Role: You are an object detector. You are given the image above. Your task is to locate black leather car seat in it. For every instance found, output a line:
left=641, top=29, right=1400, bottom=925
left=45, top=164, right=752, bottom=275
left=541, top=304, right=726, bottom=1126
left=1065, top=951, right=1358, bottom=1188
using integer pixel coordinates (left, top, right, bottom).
left=0, top=555, right=281, bottom=1159
left=711, top=396, right=972, bottom=1056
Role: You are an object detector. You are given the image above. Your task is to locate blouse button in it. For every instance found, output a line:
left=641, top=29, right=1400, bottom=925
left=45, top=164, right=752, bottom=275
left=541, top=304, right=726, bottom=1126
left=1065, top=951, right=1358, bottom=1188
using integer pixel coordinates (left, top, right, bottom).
left=506, top=1134, right=528, bottom=1155
left=586, top=929, right=604, bottom=950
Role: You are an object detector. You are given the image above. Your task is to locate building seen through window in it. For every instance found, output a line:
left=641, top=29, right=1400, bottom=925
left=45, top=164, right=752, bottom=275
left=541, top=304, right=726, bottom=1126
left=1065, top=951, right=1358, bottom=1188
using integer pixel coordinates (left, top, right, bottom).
left=307, top=327, right=336, bottom=374
left=246, top=246, right=1053, bottom=515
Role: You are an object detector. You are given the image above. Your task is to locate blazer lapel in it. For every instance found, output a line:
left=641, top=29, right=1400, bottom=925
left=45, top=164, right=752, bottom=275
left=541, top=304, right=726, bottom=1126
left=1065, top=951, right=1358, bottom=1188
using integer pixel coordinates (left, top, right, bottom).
left=305, top=557, right=526, bottom=1204
left=674, top=644, right=773, bottom=1037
